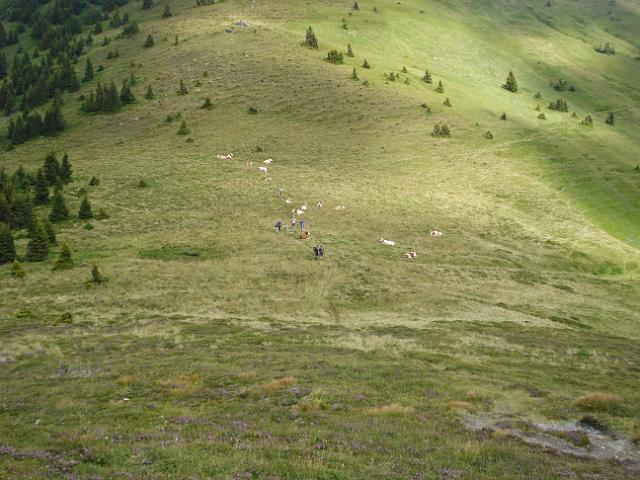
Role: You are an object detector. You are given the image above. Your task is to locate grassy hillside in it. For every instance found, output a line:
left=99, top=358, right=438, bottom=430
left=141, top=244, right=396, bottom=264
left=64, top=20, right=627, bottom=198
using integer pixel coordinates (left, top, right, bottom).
left=1, top=0, right=640, bottom=478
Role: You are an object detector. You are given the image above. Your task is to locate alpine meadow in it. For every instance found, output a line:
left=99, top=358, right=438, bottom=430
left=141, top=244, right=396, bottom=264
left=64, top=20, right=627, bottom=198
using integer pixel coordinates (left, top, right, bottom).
left=1, top=0, right=640, bottom=479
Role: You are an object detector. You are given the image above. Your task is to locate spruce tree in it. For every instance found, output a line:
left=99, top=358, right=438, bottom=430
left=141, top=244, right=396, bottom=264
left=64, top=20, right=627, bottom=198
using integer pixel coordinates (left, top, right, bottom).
left=500, top=113, right=507, bottom=120
left=443, top=97, right=451, bottom=107
left=162, top=4, right=173, bottom=18
left=327, top=50, right=344, bottom=64
left=145, top=84, right=155, bottom=100
left=435, top=80, right=444, bottom=93
left=94, top=22, right=103, bottom=35
left=26, top=221, right=49, bottom=262
left=362, top=58, right=370, bottom=69
left=534, top=91, right=542, bottom=99
left=78, top=196, right=93, bottom=219
left=422, top=69, right=432, bottom=83
left=49, top=189, right=69, bottom=222
left=353, top=2, right=359, bottom=10
left=143, top=0, right=153, bottom=9
left=347, top=43, right=354, bottom=57
left=144, top=34, right=154, bottom=48
left=43, top=152, right=60, bottom=186
left=351, top=67, right=358, bottom=80
left=502, top=70, right=518, bottom=92
left=304, top=26, right=318, bottom=49
left=44, top=219, right=56, bottom=244
left=53, top=243, right=73, bottom=270
left=606, top=112, right=615, bottom=125
left=60, top=154, right=72, bottom=183
left=34, top=168, right=49, bottom=205
left=120, top=79, right=136, bottom=104
left=581, top=114, right=593, bottom=126
left=84, top=58, right=94, bottom=82
left=178, top=79, right=188, bottom=95
left=0, top=222, right=16, bottom=264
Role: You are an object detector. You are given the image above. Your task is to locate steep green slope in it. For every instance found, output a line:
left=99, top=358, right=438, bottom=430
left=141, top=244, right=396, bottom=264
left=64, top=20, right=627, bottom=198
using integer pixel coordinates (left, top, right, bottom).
left=1, top=1, right=639, bottom=478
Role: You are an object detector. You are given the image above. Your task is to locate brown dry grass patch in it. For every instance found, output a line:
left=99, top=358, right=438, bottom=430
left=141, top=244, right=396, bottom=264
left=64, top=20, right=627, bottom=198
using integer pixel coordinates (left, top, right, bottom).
left=365, top=403, right=414, bottom=415
left=447, top=400, right=476, bottom=413
left=575, top=392, right=623, bottom=412
left=236, top=370, right=257, bottom=379
left=117, top=375, right=141, bottom=386
left=159, top=374, right=204, bottom=396
left=252, top=376, right=294, bottom=393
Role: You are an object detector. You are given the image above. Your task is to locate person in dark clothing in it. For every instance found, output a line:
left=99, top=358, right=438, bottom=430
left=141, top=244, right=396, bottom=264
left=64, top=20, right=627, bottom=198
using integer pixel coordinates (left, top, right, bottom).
left=318, top=245, right=325, bottom=258
left=275, top=220, right=282, bottom=232
left=313, top=245, right=319, bottom=257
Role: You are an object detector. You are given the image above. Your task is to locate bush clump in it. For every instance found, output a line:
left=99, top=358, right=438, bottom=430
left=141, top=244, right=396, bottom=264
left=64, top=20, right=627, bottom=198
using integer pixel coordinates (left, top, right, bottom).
left=327, top=50, right=344, bottom=64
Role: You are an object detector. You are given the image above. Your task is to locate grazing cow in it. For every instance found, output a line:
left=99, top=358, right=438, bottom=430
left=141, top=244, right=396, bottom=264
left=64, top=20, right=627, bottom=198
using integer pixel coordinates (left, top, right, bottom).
left=265, top=177, right=272, bottom=182
left=296, top=209, right=304, bottom=216
left=403, top=251, right=417, bottom=259
left=263, top=159, right=273, bottom=164
left=258, top=166, right=268, bottom=173
left=380, top=239, right=396, bottom=246
left=316, top=201, right=324, bottom=208
left=430, top=230, right=443, bottom=237
left=300, top=204, right=308, bottom=211
left=334, top=205, right=346, bottom=211
left=285, top=198, right=292, bottom=204
left=245, top=161, right=253, bottom=167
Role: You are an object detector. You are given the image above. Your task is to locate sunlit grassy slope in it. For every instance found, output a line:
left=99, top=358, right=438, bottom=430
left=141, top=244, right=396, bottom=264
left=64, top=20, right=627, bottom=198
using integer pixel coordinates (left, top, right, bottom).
left=1, top=1, right=640, bottom=478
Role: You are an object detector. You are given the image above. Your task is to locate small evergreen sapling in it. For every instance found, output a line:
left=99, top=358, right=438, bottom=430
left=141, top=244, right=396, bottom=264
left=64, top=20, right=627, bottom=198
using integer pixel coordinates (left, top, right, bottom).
left=502, top=70, right=518, bottom=92
left=443, top=97, right=451, bottom=107
left=422, top=69, right=432, bottom=83
left=44, top=219, right=56, bottom=244
left=34, top=169, right=49, bottom=205
left=0, top=222, right=16, bottom=264
left=144, top=34, right=154, bottom=48
left=606, top=112, right=615, bottom=125
left=178, top=79, right=188, bottom=95
left=84, top=58, right=94, bottom=82
left=500, top=113, right=507, bottom=120
left=362, top=58, right=370, bottom=69
left=581, top=115, right=593, bottom=126
left=304, top=26, right=318, bottom=49
left=435, top=80, right=444, bottom=93
left=145, top=85, right=155, bottom=100
left=78, top=196, right=93, bottom=219
left=485, top=131, right=494, bottom=139
left=162, top=4, right=173, bottom=19
left=10, top=260, right=25, bottom=278
left=143, top=0, right=153, bottom=10
left=201, top=97, right=213, bottom=109
left=177, top=120, right=191, bottom=135
left=49, top=189, right=69, bottom=222
left=53, top=243, right=73, bottom=270
left=60, top=154, right=72, bottom=183
left=351, top=67, right=358, bottom=80
left=347, top=43, right=354, bottom=57
left=327, top=50, right=344, bottom=64
left=26, top=221, right=49, bottom=262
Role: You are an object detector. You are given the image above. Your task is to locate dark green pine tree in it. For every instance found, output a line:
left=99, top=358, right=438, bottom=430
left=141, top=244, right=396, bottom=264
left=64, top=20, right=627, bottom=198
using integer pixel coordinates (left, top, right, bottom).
left=25, top=220, right=49, bottom=262
left=42, top=100, right=65, bottom=135
left=162, top=4, right=173, bottom=18
left=9, top=194, right=33, bottom=231
left=422, top=69, right=432, bottom=83
left=502, top=70, right=518, bottom=92
left=53, top=243, right=73, bottom=270
left=177, top=120, right=190, bottom=135
left=144, top=34, right=154, bottom=48
left=78, top=196, right=93, bottom=219
left=84, top=58, right=94, bottom=82
left=44, top=219, right=56, bottom=244
left=33, top=168, right=49, bottom=205
left=94, top=22, right=103, bottom=35
left=49, top=189, right=69, bottom=222
left=435, top=80, right=444, bottom=93
left=347, top=43, right=354, bottom=57
left=43, top=152, right=60, bottom=186
left=143, top=0, right=153, bottom=10
left=60, top=154, right=72, bottom=183
left=145, top=84, right=155, bottom=100
left=0, top=222, right=16, bottom=264
left=305, top=26, right=318, bottom=49
left=362, top=58, right=370, bottom=69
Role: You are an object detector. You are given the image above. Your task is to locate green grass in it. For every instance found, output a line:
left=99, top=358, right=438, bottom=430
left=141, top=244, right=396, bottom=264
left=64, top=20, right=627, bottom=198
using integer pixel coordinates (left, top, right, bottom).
left=1, top=0, right=640, bottom=478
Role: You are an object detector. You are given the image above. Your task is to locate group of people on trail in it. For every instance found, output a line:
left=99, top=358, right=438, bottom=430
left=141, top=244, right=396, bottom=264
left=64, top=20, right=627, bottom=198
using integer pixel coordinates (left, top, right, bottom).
left=313, top=245, right=325, bottom=258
